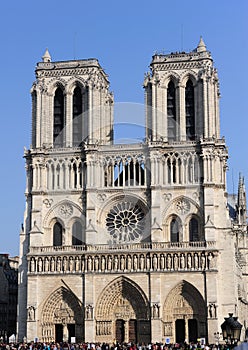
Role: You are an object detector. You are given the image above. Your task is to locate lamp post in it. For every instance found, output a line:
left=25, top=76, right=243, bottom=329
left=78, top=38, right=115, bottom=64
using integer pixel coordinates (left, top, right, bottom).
left=221, top=313, right=242, bottom=347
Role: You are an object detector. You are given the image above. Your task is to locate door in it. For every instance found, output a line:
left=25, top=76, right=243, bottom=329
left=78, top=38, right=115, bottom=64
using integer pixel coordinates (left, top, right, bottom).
left=116, top=319, right=125, bottom=343
left=175, top=319, right=185, bottom=343
left=188, top=319, right=198, bottom=343
left=55, top=324, right=63, bottom=342
left=67, top=324, right=75, bottom=342
left=129, top=319, right=137, bottom=343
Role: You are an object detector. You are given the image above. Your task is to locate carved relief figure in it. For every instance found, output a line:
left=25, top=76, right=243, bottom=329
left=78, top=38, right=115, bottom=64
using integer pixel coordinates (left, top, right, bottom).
left=180, top=254, right=185, bottom=269
left=50, top=257, right=55, bottom=272
left=94, top=256, right=99, bottom=271
left=101, top=256, right=106, bottom=271
left=194, top=254, right=198, bottom=270
left=75, top=256, right=80, bottom=271
left=140, top=254, right=145, bottom=270
left=187, top=254, right=192, bottom=269
left=113, top=255, right=118, bottom=271
left=30, top=258, right=35, bottom=273
left=133, top=255, right=138, bottom=270
left=152, top=254, right=158, bottom=270
left=120, top=255, right=125, bottom=270
left=167, top=254, right=172, bottom=269
left=160, top=254, right=165, bottom=270
left=28, top=306, right=35, bottom=321
left=174, top=254, right=178, bottom=270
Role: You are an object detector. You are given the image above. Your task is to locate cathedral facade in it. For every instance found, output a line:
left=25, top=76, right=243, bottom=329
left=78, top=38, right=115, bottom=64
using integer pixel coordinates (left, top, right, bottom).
left=17, top=38, right=248, bottom=345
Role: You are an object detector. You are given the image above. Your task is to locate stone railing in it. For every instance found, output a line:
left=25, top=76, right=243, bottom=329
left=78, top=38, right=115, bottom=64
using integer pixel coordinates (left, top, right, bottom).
left=29, top=240, right=215, bottom=254
left=28, top=241, right=217, bottom=275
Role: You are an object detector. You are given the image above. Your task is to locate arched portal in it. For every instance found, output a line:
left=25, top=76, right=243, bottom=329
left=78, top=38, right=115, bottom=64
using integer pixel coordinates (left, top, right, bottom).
left=95, top=276, right=150, bottom=344
left=163, top=280, right=207, bottom=344
left=41, top=286, right=84, bottom=343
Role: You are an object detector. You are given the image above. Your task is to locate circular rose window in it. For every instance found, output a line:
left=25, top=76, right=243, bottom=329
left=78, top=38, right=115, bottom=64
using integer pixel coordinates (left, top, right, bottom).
left=106, top=201, right=145, bottom=243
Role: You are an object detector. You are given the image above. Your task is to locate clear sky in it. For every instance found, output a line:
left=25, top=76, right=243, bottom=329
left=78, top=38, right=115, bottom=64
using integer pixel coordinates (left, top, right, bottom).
left=0, top=0, right=247, bottom=256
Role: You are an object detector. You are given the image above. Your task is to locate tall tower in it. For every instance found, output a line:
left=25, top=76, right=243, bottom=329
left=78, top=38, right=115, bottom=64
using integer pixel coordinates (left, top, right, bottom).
left=18, top=40, right=247, bottom=345
left=17, top=51, right=113, bottom=341
left=143, top=37, right=228, bottom=244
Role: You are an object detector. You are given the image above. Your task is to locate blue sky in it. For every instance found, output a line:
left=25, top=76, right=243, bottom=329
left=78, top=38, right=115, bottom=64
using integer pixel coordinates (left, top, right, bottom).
left=0, top=1, right=247, bottom=256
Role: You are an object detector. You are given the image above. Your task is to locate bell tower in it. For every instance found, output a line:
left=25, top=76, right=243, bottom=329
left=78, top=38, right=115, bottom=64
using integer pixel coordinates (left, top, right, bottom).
left=144, top=38, right=229, bottom=244
left=144, top=38, right=220, bottom=142
left=144, top=37, right=220, bottom=142
left=31, top=49, right=113, bottom=148
left=17, top=50, right=113, bottom=341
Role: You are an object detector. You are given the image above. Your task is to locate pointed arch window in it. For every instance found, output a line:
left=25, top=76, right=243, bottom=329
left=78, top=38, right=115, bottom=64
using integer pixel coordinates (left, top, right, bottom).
left=185, top=80, right=195, bottom=140
left=72, top=221, right=84, bottom=245
left=189, top=217, right=199, bottom=241
left=53, top=222, right=63, bottom=246
left=170, top=217, right=181, bottom=243
left=167, top=81, right=176, bottom=142
left=53, top=88, right=64, bottom=147
left=73, top=87, right=83, bottom=146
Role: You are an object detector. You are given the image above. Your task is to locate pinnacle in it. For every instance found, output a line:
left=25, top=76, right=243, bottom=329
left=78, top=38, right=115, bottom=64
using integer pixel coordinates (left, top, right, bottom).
left=197, top=36, right=207, bottom=53
left=42, top=48, right=51, bottom=62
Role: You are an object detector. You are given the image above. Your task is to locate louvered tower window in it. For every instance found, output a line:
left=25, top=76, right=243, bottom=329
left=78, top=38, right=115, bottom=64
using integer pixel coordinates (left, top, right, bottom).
left=53, top=88, right=64, bottom=147
left=167, top=81, right=176, bottom=142
left=73, top=87, right=83, bottom=146
left=185, top=80, right=195, bottom=140
left=53, top=222, right=63, bottom=246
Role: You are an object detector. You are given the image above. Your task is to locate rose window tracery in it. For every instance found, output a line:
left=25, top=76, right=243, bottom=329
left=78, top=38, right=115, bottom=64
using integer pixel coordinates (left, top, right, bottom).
left=175, top=198, right=190, bottom=214
left=106, top=202, right=145, bottom=243
left=59, top=203, right=73, bottom=218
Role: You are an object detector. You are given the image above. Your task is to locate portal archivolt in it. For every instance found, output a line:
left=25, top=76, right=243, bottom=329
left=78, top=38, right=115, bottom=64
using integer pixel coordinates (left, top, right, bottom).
left=163, top=280, right=207, bottom=343
left=95, top=276, right=150, bottom=343
left=41, top=286, right=83, bottom=343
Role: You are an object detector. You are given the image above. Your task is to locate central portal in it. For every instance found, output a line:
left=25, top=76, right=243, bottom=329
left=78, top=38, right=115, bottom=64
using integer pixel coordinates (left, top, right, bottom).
left=95, top=276, right=150, bottom=344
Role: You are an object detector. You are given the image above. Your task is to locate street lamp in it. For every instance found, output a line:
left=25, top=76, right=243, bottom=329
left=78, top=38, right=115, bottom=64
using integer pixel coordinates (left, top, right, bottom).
left=221, top=313, right=242, bottom=346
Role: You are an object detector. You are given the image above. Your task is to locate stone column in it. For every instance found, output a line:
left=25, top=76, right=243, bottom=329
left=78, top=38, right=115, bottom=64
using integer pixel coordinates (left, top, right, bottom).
left=178, top=84, right=186, bottom=141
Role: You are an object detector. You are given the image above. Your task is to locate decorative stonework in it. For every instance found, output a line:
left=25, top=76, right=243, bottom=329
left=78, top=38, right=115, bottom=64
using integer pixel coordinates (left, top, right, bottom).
left=85, top=304, right=94, bottom=320
left=97, top=193, right=107, bottom=202
left=175, top=198, right=190, bottom=214
left=27, top=306, right=36, bottom=321
left=163, top=193, right=172, bottom=202
left=59, top=203, right=73, bottom=218
left=43, top=198, right=53, bottom=208
left=106, top=202, right=145, bottom=243
left=151, top=303, right=160, bottom=319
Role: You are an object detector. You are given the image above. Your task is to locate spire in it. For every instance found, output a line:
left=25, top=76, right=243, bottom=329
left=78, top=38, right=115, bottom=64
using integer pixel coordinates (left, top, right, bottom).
left=42, top=48, right=51, bottom=63
left=236, top=173, right=247, bottom=225
left=238, top=173, right=246, bottom=206
left=197, top=36, right=207, bottom=53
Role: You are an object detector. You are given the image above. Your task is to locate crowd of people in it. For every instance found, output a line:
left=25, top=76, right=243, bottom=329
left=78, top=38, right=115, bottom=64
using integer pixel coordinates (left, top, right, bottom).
left=0, top=342, right=240, bottom=350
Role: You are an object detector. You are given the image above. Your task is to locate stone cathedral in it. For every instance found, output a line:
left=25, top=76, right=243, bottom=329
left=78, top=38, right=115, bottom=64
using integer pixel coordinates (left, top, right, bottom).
left=17, top=38, right=248, bottom=345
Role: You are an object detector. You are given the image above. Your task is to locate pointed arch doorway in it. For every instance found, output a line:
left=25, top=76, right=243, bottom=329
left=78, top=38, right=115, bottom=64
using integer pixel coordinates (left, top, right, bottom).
left=163, top=280, right=207, bottom=344
left=95, top=276, right=150, bottom=344
left=41, top=286, right=84, bottom=343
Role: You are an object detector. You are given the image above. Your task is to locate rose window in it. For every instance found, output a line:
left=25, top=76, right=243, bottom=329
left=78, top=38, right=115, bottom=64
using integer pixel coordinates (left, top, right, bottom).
left=106, top=202, right=145, bottom=243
